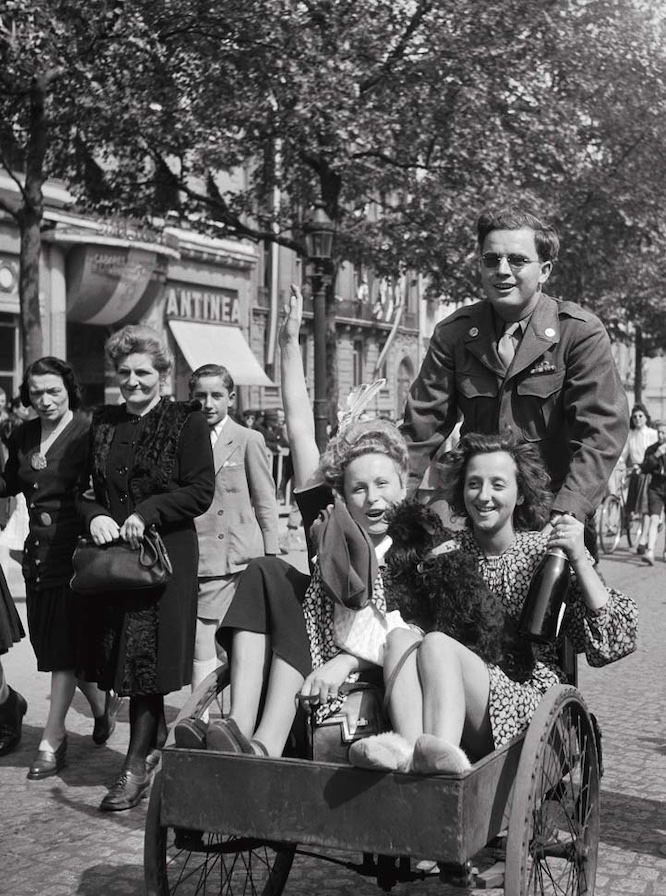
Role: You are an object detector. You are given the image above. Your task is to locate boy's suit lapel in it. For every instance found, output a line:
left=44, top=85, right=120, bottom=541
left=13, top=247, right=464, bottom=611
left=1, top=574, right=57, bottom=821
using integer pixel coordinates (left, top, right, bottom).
left=213, top=420, right=239, bottom=472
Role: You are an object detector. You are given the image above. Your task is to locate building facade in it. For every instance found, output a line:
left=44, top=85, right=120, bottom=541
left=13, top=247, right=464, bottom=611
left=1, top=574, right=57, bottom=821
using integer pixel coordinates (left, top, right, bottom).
left=0, top=176, right=423, bottom=424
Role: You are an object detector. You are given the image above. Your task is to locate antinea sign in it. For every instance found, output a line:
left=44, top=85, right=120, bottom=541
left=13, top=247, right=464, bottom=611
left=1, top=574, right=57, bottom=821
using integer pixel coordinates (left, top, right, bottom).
left=165, top=286, right=241, bottom=324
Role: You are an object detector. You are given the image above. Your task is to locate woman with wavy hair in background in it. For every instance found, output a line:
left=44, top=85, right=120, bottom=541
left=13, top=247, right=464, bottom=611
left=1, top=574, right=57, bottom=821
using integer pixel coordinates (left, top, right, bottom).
left=77, top=326, right=214, bottom=811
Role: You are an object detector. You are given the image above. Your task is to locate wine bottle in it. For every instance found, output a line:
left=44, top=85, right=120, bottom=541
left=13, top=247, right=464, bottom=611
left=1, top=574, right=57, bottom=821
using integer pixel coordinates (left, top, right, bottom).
left=519, top=547, right=570, bottom=644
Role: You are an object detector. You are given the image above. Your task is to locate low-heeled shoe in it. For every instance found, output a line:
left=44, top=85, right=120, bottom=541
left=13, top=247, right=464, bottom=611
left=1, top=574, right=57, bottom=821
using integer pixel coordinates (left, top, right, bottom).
left=0, top=686, right=28, bottom=756
left=206, top=718, right=254, bottom=754
left=93, top=691, right=123, bottom=745
left=174, top=717, right=208, bottom=750
left=27, top=737, right=68, bottom=780
left=99, top=770, right=151, bottom=812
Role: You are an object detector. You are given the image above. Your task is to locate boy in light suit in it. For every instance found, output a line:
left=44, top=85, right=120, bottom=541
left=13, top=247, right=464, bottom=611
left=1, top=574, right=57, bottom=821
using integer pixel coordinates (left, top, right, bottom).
left=189, top=364, right=279, bottom=695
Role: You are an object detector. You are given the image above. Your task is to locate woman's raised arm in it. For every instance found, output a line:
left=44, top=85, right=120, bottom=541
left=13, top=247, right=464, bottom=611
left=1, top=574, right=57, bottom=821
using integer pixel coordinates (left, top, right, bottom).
left=278, top=285, right=322, bottom=491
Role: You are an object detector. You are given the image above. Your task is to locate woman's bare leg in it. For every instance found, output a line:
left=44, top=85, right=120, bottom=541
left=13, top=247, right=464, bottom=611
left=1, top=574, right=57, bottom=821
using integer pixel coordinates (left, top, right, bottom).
left=383, top=628, right=424, bottom=745
left=252, top=656, right=304, bottom=756
left=644, top=513, right=661, bottom=562
left=227, top=630, right=270, bottom=737
left=76, top=678, right=106, bottom=717
left=417, top=632, right=493, bottom=758
left=40, top=670, right=76, bottom=750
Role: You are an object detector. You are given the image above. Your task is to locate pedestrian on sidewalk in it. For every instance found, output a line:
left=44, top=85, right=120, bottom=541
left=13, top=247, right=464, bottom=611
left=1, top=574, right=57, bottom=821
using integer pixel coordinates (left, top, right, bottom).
left=189, top=364, right=278, bottom=705
left=619, top=403, right=656, bottom=556
left=0, top=357, right=119, bottom=781
left=0, top=562, right=27, bottom=755
left=77, top=326, right=214, bottom=811
left=638, top=421, right=666, bottom=565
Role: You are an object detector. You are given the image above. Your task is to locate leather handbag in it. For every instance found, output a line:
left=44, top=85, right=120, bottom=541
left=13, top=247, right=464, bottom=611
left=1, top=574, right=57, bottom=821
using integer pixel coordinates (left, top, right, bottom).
left=70, top=526, right=173, bottom=593
left=306, top=679, right=389, bottom=764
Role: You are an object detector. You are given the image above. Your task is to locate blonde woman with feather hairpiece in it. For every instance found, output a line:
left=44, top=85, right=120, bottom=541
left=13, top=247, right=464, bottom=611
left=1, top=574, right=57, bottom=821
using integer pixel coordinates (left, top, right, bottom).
left=174, top=284, right=413, bottom=758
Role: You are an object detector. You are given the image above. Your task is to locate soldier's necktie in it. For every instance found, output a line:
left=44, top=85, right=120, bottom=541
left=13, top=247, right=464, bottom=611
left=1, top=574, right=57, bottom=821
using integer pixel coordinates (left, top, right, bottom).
left=498, top=321, right=520, bottom=372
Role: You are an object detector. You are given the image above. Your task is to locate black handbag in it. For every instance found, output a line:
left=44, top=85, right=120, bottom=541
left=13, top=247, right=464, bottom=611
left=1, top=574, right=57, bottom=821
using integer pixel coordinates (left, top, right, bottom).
left=70, top=526, right=173, bottom=593
left=306, top=679, right=389, bottom=764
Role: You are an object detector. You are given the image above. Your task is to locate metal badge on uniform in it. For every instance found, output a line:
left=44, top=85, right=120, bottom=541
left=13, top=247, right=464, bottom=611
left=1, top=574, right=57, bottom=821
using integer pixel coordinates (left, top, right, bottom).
left=544, top=327, right=556, bottom=338
left=469, top=327, right=479, bottom=337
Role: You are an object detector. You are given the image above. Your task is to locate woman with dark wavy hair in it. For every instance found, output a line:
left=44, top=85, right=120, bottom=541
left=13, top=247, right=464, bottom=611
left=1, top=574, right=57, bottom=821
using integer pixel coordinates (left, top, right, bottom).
left=350, top=431, right=638, bottom=774
left=0, top=357, right=116, bottom=780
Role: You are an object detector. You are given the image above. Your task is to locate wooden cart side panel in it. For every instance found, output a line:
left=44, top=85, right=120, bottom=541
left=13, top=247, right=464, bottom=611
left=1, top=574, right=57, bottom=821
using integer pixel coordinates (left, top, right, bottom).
left=159, top=738, right=523, bottom=864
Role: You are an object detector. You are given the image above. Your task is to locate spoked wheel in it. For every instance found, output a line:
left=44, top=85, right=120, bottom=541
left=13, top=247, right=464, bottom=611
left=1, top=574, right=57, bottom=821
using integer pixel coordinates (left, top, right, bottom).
left=505, top=686, right=600, bottom=895
left=597, top=495, right=621, bottom=554
left=144, top=663, right=296, bottom=896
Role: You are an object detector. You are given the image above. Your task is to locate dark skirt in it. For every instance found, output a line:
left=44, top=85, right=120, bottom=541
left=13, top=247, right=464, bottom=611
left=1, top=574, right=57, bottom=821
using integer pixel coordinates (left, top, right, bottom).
left=217, top=557, right=312, bottom=678
left=76, top=527, right=200, bottom=696
left=0, top=564, right=24, bottom=654
left=26, top=582, right=79, bottom=671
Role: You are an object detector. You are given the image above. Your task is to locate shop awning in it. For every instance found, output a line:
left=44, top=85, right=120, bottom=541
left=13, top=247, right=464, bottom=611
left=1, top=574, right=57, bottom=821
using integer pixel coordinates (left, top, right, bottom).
left=168, top=320, right=274, bottom=387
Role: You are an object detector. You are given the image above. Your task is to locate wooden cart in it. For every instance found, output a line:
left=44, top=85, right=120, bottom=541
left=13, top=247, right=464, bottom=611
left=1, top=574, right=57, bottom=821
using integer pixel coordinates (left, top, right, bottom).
left=144, top=657, right=600, bottom=896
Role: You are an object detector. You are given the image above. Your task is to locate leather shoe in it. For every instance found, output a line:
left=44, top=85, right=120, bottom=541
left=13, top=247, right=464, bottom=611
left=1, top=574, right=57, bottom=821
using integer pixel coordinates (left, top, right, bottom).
left=99, top=770, right=150, bottom=811
left=93, top=691, right=123, bottom=745
left=0, top=686, right=28, bottom=756
left=206, top=718, right=254, bottom=754
left=174, top=717, right=208, bottom=749
left=27, top=736, right=68, bottom=780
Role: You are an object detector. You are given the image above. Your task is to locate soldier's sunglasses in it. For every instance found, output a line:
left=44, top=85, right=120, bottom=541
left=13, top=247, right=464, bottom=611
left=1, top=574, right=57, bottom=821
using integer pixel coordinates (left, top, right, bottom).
left=481, top=253, right=541, bottom=270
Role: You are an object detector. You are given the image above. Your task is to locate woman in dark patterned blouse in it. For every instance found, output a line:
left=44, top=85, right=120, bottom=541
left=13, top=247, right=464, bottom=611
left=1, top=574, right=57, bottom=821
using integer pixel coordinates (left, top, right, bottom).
left=351, top=431, right=638, bottom=774
left=77, top=326, right=214, bottom=811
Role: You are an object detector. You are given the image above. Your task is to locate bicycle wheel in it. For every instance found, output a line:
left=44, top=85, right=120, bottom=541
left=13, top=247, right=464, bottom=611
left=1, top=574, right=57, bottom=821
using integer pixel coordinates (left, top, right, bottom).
left=597, top=495, right=621, bottom=554
left=144, top=664, right=296, bottom=896
left=505, top=686, right=600, bottom=895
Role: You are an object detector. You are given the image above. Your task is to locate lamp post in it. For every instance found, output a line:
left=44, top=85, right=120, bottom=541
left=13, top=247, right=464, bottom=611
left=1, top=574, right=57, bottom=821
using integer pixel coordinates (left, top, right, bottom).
left=304, top=202, right=335, bottom=451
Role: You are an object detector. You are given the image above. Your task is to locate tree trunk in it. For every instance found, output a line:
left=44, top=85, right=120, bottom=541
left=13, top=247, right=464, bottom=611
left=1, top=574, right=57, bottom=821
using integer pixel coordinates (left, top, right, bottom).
left=18, top=72, right=52, bottom=365
left=634, top=324, right=643, bottom=404
left=18, top=206, right=44, bottom=363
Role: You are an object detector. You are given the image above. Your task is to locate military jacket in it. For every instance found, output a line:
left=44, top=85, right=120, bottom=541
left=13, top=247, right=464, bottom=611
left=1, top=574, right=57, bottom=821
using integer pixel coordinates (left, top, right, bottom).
left=401, top=294, right=629, bottom=520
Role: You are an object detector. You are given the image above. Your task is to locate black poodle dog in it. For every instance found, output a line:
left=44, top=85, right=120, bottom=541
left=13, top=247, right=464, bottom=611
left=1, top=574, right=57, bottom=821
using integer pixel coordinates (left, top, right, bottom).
left=383, top=501, right=534, bottom=682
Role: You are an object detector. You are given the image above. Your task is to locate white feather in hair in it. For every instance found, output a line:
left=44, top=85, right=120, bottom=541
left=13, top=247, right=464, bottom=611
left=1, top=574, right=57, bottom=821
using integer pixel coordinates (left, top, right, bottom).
left=336, top=379, right=386, bottom=434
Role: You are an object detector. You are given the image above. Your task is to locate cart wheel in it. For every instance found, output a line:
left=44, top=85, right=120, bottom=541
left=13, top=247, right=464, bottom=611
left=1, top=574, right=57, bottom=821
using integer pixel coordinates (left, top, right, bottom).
left=597, top=495, right=621, bottom=554
left=144, top=663, right=296, bottom=896
left=505, top=686, right=600, bottom=895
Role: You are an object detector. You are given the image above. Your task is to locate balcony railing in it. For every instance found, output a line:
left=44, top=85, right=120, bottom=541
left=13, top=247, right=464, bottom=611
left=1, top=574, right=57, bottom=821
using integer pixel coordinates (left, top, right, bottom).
left=300, top=296, right=416, bottom=330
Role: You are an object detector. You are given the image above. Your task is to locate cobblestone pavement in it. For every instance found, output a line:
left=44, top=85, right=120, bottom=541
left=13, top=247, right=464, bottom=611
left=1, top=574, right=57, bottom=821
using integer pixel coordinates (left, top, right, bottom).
left=1, top=532, right=665, bottom=895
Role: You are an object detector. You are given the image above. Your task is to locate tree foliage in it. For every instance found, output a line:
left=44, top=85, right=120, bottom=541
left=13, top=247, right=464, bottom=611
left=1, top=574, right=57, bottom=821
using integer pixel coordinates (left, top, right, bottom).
left=2, top=0, right=666, bottom=363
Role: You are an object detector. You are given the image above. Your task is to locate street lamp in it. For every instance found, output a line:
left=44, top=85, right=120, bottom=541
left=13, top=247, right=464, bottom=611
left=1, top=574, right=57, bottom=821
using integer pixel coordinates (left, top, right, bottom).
left=304, top=202, right=335, bottom=451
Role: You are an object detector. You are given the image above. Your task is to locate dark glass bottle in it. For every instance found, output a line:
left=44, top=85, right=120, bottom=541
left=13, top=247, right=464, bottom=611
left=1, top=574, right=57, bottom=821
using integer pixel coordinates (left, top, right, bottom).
left=519, top=548, right=571, bottom=644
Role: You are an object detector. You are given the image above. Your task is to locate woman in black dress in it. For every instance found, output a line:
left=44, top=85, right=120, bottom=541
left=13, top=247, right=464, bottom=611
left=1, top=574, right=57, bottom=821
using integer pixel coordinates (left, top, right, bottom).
left=0, top=565, right=27, bottom=755
left=0, top=357, right=113, bottom=779
left=77, top=325, right=214, bottom=811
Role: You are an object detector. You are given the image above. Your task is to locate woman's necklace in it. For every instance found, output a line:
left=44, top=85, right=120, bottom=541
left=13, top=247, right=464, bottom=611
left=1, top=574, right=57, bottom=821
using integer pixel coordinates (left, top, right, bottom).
left=30, top=410, right=74, bottom=470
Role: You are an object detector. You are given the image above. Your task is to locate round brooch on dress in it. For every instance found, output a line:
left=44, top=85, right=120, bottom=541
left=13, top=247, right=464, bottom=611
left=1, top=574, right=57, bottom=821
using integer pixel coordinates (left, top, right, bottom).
left=30, top=453, right=47, bottom=471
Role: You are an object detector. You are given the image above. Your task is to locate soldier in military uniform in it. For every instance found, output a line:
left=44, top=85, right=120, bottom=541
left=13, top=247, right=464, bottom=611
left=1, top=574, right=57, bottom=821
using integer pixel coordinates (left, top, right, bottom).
left=400, top=207, right=629, bottom=542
